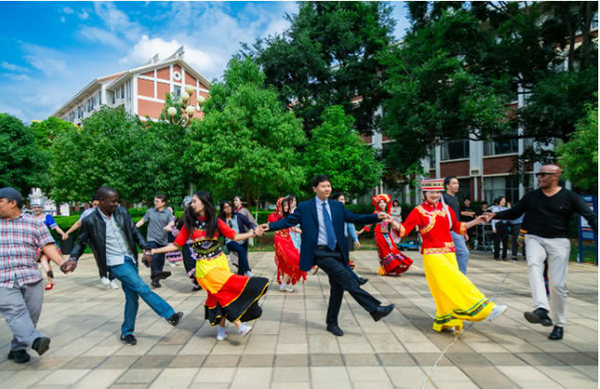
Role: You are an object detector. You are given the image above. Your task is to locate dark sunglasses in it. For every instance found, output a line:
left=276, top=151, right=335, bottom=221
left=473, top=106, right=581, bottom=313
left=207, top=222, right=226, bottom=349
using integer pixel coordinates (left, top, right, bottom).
left=535, top=172, right=555, bottom=177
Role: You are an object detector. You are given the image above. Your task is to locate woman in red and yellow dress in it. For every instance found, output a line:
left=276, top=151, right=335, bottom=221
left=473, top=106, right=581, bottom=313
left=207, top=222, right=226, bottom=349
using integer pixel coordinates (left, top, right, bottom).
left=267, top=197, right=306, bottom=292
left=363, top=194, right=413, bottom=276
left=153, top=191, right=269, bottom=341
left=390, top=179, right=507, bottom=333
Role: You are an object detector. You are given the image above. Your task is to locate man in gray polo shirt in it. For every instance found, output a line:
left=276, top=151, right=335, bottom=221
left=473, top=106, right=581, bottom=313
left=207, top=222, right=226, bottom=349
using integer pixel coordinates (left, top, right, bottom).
left=136, top=195, right=173, bottom=288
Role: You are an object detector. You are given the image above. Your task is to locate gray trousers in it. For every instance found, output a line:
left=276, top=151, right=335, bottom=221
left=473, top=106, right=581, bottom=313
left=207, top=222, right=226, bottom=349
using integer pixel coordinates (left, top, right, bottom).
left=0, top=280, right=44, bottom=351
left=525, top=235, right=570, bottom=327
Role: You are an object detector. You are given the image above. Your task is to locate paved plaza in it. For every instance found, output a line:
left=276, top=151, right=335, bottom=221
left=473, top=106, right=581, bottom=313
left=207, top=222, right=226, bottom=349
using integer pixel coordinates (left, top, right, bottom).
left=0, top=250, right=597, bottom=389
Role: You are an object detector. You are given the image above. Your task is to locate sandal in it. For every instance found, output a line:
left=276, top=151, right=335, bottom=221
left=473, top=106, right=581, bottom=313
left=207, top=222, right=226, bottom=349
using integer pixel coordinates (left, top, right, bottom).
left=45, top=283, right=54, bottom=291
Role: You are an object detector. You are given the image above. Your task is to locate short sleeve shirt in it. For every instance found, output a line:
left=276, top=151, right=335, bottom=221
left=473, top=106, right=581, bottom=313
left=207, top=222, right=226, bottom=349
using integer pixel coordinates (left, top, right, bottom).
left=0, top=214, right=54, bottom=287
left=142, top=207, right=173, bottom=245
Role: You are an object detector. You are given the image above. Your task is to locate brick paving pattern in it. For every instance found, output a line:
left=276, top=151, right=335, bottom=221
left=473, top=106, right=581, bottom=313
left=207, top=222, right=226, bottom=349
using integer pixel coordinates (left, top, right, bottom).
left=0, top=251, right=596, bottom=388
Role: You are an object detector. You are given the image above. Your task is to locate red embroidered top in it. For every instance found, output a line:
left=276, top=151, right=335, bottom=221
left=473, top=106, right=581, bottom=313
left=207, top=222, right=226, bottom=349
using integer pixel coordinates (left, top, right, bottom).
left=174, top=217, right=236, bottom=258
left=399, top=201, right=467, bottom=255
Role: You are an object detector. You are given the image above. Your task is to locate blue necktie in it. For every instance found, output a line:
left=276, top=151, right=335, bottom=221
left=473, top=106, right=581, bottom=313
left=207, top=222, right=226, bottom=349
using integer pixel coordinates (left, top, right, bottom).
left=322, top=202, right=336, bottom=250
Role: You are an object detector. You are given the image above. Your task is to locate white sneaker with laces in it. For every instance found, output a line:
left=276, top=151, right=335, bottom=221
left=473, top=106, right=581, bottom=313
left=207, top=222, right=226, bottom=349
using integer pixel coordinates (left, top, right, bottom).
left=109, top=279, right=119, bottom=289
left=286, top=284, right=294, bottom=292
left=167, top=261, right=177, bottom=267
left=279, top=283, right=287, bottom=292
left=245, top=270, right=254, bottom=277
left=238, top=323, right=252, bottom=337
left=216, top=327, right=228, bottom=341
left=100, top=277, right=111, bottom=287
left=486, top=304, right=508, bottom=322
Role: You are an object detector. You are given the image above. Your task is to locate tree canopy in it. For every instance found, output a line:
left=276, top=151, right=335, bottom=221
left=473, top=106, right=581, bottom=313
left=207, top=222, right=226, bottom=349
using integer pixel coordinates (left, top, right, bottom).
left=184, top=58, right=307, bottom=205
left=0, top=113, right=49, bottom=195
left=303, top=105, right=383, bottom=198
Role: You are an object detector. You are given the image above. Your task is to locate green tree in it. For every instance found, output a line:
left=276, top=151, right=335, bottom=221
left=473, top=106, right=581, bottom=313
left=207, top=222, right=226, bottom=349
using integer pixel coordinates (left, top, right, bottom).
left=29, top=116, right=77, bottom=149
left=50, top=107, right=161, bottom=204
left=556, top=102, right=598, bottom=192
left=184, top=58, right=306, bottom=205
left=304, top=105, right=383, bottom=197
left=0, top=113, right=49, bottom=194
left=246, top=1, right=396, bottom=135
left=381, top=1, right=597, bottom=177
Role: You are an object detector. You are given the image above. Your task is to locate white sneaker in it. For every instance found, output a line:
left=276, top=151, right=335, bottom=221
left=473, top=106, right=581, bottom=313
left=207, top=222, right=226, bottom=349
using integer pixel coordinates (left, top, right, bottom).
left=100, top=277, right=111, bottom=287
left=216, top=327, right=228, bottom=341
left=286, top=284, right=294, bottom=292
left=238, top=323, right=252, bottom=337
left=279, top=283, right=287, bottom=292
left=109, top=279, right=119, bottom=289
left=486, top=304, right=508, bottom=322
left=245, top=270, right=254, bottom=277
left=167, top=261, right=177, bottom=267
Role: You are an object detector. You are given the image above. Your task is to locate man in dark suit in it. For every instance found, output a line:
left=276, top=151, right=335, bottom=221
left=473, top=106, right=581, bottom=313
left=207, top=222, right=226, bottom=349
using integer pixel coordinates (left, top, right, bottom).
left=260, top=175, right=395, bottom=336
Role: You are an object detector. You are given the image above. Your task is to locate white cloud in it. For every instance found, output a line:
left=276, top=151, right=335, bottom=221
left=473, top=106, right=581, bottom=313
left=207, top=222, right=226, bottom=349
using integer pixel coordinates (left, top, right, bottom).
left=79, top=26, right=126, bottom=49
left=62, top=7, right=74, bottom=15
left=78, top=10, right=90, bottom=20
left=119, top=35, right=218, bottom=77
left=60, top=16, right=66, bottom=23
left=1, top=61, right=29, bottom=73
left=21, top=44, right=68, bottom=77
left=1, top=73, right=30, bottom=81
left=93, top=2, right=144, bottom=43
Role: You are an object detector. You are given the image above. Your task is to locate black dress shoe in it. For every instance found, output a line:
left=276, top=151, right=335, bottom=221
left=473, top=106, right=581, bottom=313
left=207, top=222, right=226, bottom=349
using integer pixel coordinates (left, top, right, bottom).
left=167, top=312, right=183, bottom=326
left=32, top=337, right=51, bottom=356
left=326, top=324, right=344, bottom=336
left=549, top=326, right=563, bottom=340
left=524, top=308, right=553, bottom=327
left=151, top=279, right=161, bottom=288
left=120, top=334, right=137, bottom=345
left=371, top=304, right=395, bottom=322
left=7, top=349, right=30, bottom=363
left=151, top=271, right=171, bottom=280
left=357, top=277, right=368, bottom=286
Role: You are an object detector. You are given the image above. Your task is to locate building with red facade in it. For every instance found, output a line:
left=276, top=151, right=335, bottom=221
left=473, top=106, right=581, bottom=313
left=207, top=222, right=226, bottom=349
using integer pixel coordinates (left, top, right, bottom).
left=53, top=47, right=210, bottom=125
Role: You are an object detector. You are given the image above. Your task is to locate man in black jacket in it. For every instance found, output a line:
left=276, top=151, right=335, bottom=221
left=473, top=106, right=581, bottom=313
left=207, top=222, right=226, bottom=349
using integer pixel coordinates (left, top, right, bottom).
left=486, top=165, right=597, bottom=341
left=69, top=186, right=183, bottom=345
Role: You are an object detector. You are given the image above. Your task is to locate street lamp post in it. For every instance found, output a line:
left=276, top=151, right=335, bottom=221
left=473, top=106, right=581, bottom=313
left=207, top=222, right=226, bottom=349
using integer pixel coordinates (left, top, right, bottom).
left=166, top=85, right=206, bottom=127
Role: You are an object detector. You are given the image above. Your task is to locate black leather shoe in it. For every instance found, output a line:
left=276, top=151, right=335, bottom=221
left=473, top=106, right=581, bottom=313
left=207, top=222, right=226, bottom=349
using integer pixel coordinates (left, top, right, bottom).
left=151, top=271, right=171, bottom=280
left=357, top=277, right=368, bottom=286
left=371, top=304, right=395, bottom=322
left=524, top=308, right=553, bottom=327
left=7, top=349, right=30, bottom=363
left=167, top=312, right=183, bottom=326
left=32, top=337, right=51, bottom=356
left=151, top=279, right=161, bottom=288
left=326, top=324, right=344, bottom=336
left=549, top=326, right=563, bottom=340
left=120, top=334, right=137, bottom=345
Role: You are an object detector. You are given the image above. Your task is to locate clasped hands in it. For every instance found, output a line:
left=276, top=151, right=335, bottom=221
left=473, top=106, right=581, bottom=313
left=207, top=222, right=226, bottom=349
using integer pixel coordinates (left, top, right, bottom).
left=60, top=259, right=78, bottom=273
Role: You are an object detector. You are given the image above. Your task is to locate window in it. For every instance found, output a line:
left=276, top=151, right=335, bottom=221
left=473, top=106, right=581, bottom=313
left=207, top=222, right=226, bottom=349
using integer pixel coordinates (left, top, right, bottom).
left=111, top=91, right=115, bottom=105
left=173, top=85, right=181, bottom=100
left=484, top=175, right=520, bottom=205
left=441, top=139, right=469, bottom=160
left=98, top=91, right=102, bottom=105
left=77, top=105, right=83, bottom=118
left=457, top=178, right=471, bottom=202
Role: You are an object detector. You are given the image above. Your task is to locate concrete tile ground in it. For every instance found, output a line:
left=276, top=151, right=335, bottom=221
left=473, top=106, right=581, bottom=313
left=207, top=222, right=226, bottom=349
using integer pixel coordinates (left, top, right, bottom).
left=0, top=250, right=596, bottom=388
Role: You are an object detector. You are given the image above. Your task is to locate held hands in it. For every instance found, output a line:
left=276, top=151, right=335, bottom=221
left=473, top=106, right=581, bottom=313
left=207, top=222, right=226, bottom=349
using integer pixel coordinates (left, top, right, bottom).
left=378, top=212, right=393, bottom=223
left=482, top=212, right=496, bottom=223
left=60, top=259, right=77, bottom=273
left=142, top=250, right=153, bottom=267
left=259, top=223, right=270, bottom=233
left=62, top=233, right=69, bottom=241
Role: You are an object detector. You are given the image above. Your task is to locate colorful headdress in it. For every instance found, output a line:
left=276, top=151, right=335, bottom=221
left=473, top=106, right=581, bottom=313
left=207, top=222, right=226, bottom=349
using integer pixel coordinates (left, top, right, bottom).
left=371, top=194, right=392, bottom=213
left=420, top=179, right=444, bottom=191
left=29, top=188, right=45, bottom=207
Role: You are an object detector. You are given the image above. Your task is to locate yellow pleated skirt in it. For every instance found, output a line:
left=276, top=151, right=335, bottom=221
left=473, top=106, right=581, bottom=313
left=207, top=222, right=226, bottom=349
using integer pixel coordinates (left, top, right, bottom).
left=423, top=252, right=494, bottom=332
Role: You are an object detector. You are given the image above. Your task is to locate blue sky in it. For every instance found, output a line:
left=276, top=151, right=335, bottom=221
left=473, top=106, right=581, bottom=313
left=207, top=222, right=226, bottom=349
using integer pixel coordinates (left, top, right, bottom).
left=0, top=2, right=410, bottom=123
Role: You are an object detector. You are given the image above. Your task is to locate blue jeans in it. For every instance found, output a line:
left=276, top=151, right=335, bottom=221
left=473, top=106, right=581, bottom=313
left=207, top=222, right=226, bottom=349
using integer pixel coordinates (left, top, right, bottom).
left=450, top=231, right=469, bottom=275
left=148, top=241, right=166, bottom=277
left=108, top=257, right=175, bottom=336
left=226, top=241, right=250, bottom=274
